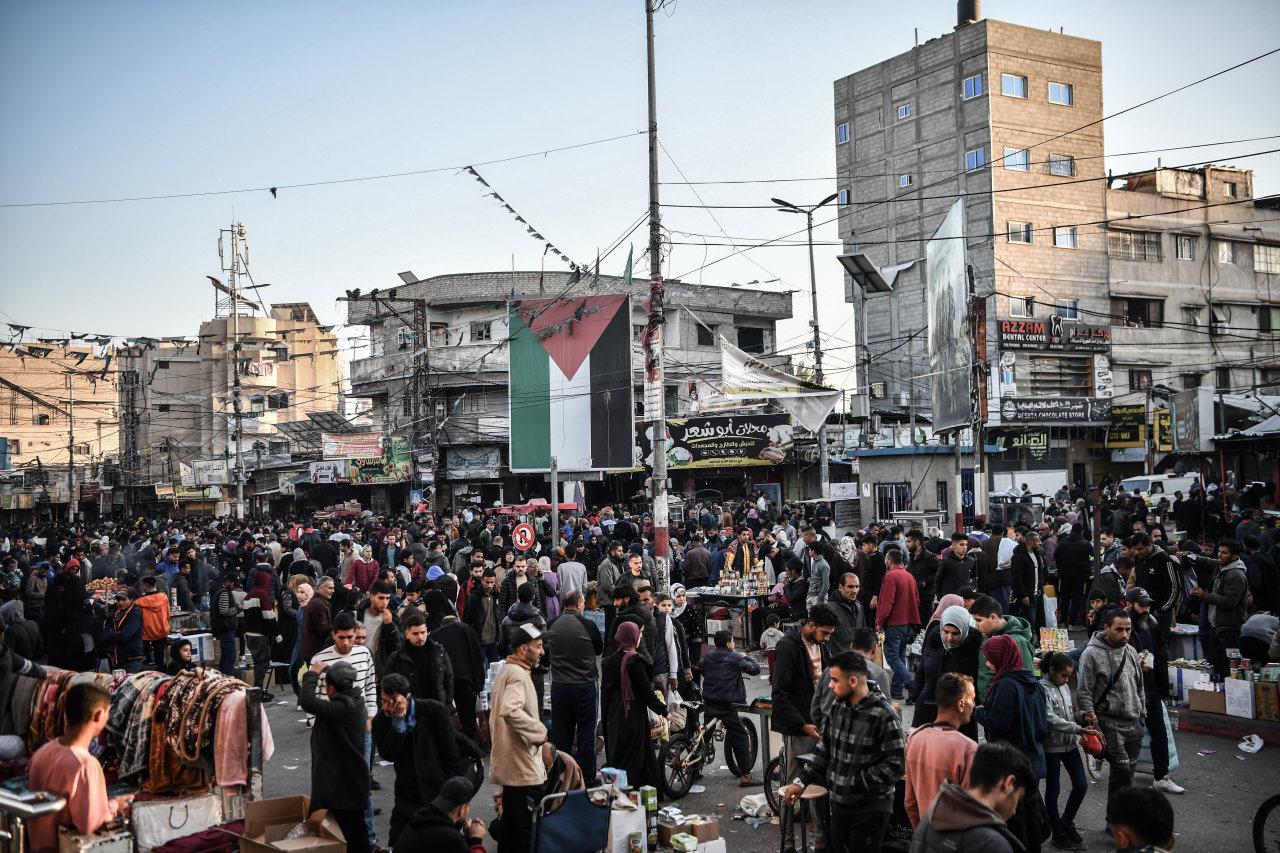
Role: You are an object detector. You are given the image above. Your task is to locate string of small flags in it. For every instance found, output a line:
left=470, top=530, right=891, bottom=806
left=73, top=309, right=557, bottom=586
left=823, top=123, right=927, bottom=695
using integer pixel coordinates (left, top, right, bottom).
left=464, top=166, right=589, bottom=274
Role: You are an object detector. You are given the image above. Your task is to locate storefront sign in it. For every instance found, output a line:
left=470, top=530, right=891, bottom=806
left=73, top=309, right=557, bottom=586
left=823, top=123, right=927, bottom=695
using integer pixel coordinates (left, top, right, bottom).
left=193, top=460, right=229, bottom=486
left=998, top=318, right=1111, bottom=352
left=1154, top=410, right=1173, bottom=452
left=828, top=482, right=860, bottom=500
left=1105, top=405, right=1146, bottom=448
left=447, top=447, right=502, bottom=480
left=348, top=436, right=411, bottom=484
left=309, top=460, right=349, bottom=484
left=998, top=398, right=1112, bottom=425
left=635, top=414, right=794, bottom=469
left=993, top=430, right=1051, bottom=460
left=322, top=432, right=384, bottom=460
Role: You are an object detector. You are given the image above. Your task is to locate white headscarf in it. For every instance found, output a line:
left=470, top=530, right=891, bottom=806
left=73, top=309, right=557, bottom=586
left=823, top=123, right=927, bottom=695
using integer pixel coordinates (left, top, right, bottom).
left=671, top=583, right=688, bottom=618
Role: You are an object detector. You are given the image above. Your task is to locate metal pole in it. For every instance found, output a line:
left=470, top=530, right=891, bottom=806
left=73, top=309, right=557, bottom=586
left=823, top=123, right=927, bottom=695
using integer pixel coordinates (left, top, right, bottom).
left=807, top=209, right=830, bottom=501
left=954, top=431, right=963, bottom=534
left=230, top=224, right=246, bottom=520
left=1145, top=387, right=1154, bottom=473
left=66, top=372, right=77, bottom=523
left=645, top=0, right=670, bottom=592
left=550, top=456, right=559, bottom=550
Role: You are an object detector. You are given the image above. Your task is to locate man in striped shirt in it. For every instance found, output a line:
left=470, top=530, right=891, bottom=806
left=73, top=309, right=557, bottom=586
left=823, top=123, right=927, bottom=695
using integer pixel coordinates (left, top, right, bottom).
left=310, top=611, right=378, bottom=849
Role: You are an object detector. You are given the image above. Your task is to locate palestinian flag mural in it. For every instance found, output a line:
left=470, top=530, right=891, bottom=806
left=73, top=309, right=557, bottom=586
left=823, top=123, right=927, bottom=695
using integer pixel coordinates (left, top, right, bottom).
left=508, top=295, right=635, bottom=472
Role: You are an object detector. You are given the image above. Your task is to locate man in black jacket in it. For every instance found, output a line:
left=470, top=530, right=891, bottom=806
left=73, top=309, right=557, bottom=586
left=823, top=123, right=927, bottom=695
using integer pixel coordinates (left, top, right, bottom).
left=828, top=573, right=864, bottom=654
left=934, top=533, right=976, bottom=603
left=391, top=777, right=487, bottom=853
left=1009, top=532, right=1045, bottom=632
left=300, top=660, right=372, bottom=853
left=431, top=615, right=486, bottom=742
left=681, top=536, right=712, bottom=588
left=544, top=590, right=604, bottom=779
left=1130, top=532, right=1182, bottom=637
left=603, top=584, right=656, bottom=662
left=770, top=604, right=838, bottom=784
left=700, top=630, right=762, bottom=784
left=373, top=672, right=467, bottom=846
left=464, top=570, right=501, bottom=663
left=1126, top=588, right=1186, bottom=795
left=905, top=531, right=940, bottom=625
left=384, top=611, right=455, bottom=710
left=1054, top=524, right=1093, bottom=627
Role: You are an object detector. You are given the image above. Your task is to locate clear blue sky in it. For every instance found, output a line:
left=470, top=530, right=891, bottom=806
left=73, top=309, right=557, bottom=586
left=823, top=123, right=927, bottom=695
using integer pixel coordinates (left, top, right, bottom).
left=2, top=0, right=1278, bottom=394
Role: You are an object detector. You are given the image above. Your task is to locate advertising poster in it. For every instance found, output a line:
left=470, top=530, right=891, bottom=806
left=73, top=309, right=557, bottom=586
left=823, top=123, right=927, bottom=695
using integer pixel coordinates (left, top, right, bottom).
left=348, top=436, right=411, bottom=484
left=635, top=414, right=793, bottom=470
left=925, top=200, right=972, bottom=432
left=322, top=432, right=384, bottom=460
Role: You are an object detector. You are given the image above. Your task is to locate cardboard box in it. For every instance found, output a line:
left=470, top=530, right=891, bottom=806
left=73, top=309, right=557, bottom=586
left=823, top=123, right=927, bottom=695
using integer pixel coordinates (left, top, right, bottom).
left=1254, top=682, right=1280, bottom=722
left=221, top=796, right=345, bottom=853
left=1187, top=688, right=1227, bottom=715
left=659, top=822, right=692, bottom=847
left=687, top=817, right=720, bottom=843
left=697, top=840, right=727, bottom=853
left=1225, top=678, right=1255, bottom=719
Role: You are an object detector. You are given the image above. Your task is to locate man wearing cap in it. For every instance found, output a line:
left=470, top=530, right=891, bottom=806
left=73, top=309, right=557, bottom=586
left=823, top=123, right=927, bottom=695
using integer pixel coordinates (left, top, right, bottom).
left=300, top=659, right=372, bottom=853
left=1125, top=587, right=1186, bottom=795
left=391, top=776, right=486, bottom=853
left=490, top=622, right=549, bottom=853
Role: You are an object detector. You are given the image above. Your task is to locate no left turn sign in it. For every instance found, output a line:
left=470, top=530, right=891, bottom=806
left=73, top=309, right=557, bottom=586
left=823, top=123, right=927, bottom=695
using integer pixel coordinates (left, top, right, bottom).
left=512, top=523, right=535, bottom=550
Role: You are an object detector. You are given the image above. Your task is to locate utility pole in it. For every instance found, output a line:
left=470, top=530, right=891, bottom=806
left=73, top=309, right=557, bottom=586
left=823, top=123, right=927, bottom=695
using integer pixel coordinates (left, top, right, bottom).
left=550, top=455, right=559, bottom=550
left=66, top=371, right=77, bottom=524
left=644, top=0, right=670, bottom=591
left=121, top=368, right=140, bottom=519
left=215, top=221, right=250, bottom=520
left=771, top=193, right=839, bottom=500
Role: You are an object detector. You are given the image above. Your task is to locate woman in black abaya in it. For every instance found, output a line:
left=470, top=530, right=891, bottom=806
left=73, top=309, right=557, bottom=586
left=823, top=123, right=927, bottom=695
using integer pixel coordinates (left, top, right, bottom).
left=602, top=620, right=667, bottom=789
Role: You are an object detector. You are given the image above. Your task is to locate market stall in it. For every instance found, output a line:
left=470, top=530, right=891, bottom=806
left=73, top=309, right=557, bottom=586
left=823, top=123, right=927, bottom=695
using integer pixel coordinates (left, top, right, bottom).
left=0, top=668, right=273, bottom=852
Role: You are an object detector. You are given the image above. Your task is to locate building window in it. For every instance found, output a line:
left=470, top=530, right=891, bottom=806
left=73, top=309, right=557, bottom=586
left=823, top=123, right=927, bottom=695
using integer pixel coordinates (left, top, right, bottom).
left=1129, top=369, right=1152, bottom=391
left=1002, top=148, right=1030, bottom=171
left=962, top=73, right=984, bottom=100
left=1007, top=221, right=1033, bottom=244
left=1112, top=297, right=1165, bottom=328
left=875, top=482, right=912, bottom=520
left=898, top=174, right=912, bottom=188
left=1029, top=355, right=1093, bottom=397
left=936, top=481, right=949, bottom=514
left=964, top=147, right=986, bottom=172
left=836, top=122, right=849, bottom=144
left=696, top=323, right=718, bottom=347
left=1181, top=373, right=1202, bottom=390
left=1048, top=153, right=1075, bottom=177
left=1259, top=305, right=1280, bottom=333
left=1055, top=300, right=1080, bottom=319
left=1217, top=241, right=1238, bottom=265
left=267, top=392, right=289, bottom=410
left=1048, top=81, right=1074, bottom=105
left=1108, top=230, right=1162, bottom=261
left=247, top=395, right=266, bottom=415
left=1182, top=307, right=1201, bottom=328
left=1176, top=235, right=1196, bottom=261
left=1053, top=227, right=1078, bottom=249
left=1255, top=244, right=1280, bottom=273
left=402, top=394, right=411, bottom=416
left=429, top=321, right=449, bottom=346
left=1216, top=366, right=1232, bottom=390
left=396, top=326, right=414, bottom=351
left=837, top=188, right=850, bottom=207
left=896, top=103, right=912, bottom=120
left=156, top=404, right=171, bottom=413
left=1001, top=73, right=1028, bottom=98
left=737, top=327, right=765, bottom=354
left=470, top=321, right=492, bottom=342
left=1010, top=295, right=1035, bottom=317
left=156, top=360, right=170, bottom=370
left=1261, top=368, right=1280, bottom=391
left=34, top=412, right=50, bottom=426
left=1225, top=182, right=1238, bottom=198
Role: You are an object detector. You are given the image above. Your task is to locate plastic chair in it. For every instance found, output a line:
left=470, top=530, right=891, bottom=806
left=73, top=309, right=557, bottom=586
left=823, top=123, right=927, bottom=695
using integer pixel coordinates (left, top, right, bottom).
left=533, top=787, right=612, bottom=853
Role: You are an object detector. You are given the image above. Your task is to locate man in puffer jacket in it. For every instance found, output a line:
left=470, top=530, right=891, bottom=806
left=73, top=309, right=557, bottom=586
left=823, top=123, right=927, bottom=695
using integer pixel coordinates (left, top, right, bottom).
left=1077, top=609, right=1145, bottom=827
left=698, top=630, right=761, bottom=785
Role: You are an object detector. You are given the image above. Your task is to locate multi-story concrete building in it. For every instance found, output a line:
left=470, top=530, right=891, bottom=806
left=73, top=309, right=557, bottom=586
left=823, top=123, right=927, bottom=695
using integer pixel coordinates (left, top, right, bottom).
left=346, top=270, right=793, bottom=505
left=0, top=345, right=119, bottom=472
left=120, top=303, right=341, bottom=486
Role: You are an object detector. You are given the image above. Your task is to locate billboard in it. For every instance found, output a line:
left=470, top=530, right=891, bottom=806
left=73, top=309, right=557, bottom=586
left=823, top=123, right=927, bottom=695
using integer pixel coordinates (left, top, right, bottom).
left=925, top=200, right=972, bottom=432
left=635, top=414, right=793, bottom=470
left=508, top=295, right=635, bottom=472
left=309, top=460, right=349, bottom=484
left=322, top=432, right=384, bottom=460
left=446, top=447, right=502, bottom=480
left=193, top=460, right=229, bottom=486
left=348, top=436, right=411, bottom=484
left=1105, top=405, right=1145, bottom=448
left=1171, top=387, right=1216, bottom=453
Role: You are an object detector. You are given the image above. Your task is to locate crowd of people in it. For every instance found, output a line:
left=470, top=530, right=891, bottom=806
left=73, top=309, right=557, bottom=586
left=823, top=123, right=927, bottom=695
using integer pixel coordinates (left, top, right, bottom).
left=0, top=482, right=1275, bottom=853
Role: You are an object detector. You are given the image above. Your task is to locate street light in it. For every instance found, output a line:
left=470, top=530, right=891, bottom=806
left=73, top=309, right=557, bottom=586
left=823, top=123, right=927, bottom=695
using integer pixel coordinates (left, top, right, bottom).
left=772, top=192, right=839, bottom=500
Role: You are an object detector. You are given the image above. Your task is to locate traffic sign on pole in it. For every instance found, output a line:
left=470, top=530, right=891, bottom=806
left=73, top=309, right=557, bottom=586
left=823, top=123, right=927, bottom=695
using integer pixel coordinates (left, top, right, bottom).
left=512, top=523, right=535, bottom=551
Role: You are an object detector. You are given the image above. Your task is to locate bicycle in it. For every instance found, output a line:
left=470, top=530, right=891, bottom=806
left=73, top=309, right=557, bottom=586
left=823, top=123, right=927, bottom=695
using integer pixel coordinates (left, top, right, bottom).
left=1256, top=792, right=1280, bottom=853
left=658, top=700, right=759, bottom=799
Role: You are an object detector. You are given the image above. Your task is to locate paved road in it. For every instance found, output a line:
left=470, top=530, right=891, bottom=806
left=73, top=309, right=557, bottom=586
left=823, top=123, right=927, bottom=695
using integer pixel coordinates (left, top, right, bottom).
left=260, top=662, right=1279, bottom=852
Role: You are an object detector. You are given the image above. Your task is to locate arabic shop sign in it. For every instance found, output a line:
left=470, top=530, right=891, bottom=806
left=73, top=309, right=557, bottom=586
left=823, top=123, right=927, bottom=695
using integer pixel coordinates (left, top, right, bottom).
left=636, top=414, right=794, bottom=469
left=999, top=398, right=1112, bottom=425
left=992, top=430, right=1051, bottom=460
left=998, top=318, right=1111, bottom=352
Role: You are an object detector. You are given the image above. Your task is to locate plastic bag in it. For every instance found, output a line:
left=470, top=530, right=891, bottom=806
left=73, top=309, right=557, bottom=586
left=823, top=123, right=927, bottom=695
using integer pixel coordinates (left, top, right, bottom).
left=1042, top=595, right=1058, bottom=629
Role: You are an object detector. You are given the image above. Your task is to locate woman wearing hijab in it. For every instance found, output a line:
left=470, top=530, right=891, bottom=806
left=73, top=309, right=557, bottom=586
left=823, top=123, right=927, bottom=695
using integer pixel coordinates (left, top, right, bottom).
left=539, top=558, right=562, bottom=622
left=974, top=633, right=1050, bottom=853
left=602, top=621, right=668, bottom=789
left=911, top=595, right=982, bottom=735
left=289, top=581, right=314, bottom=701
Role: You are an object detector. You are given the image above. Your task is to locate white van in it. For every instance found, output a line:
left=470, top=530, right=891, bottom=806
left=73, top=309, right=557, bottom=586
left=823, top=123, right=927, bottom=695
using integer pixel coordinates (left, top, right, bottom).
left=1118, top=472, right=1203, bottom=504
